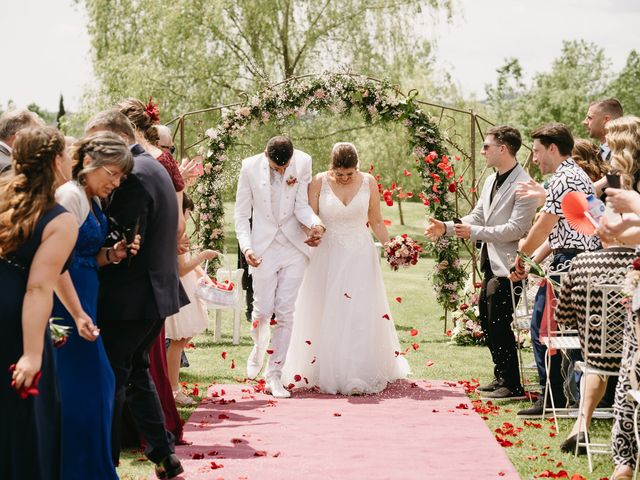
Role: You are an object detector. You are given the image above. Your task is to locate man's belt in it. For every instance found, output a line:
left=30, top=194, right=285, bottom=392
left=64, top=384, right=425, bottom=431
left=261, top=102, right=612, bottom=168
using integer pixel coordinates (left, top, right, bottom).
left=551, top=248, right=584, bottom=256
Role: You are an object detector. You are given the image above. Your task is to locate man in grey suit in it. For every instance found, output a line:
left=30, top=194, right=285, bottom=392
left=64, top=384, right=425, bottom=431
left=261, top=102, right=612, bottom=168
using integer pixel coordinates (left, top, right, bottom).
left=0, top=109, right=43, bottom=172
left=426, top=125, right=538, bottom=399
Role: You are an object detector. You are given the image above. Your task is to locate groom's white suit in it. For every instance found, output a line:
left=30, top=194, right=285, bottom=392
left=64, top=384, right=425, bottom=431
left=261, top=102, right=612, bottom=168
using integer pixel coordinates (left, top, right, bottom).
left=235, top=148, right=322, bottom=393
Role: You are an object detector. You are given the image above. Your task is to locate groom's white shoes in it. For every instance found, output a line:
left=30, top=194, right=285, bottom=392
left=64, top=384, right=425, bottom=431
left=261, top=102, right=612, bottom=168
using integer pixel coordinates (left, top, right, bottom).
left=246, top=346, right=266, bottom=380
left=266, top=377, right=291, bottom=398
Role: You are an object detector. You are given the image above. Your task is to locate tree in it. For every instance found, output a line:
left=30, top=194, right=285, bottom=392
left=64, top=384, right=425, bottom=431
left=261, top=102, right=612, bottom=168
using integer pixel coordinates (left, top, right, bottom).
left=484, top=58, right=525, bottom=126
left=484, top=40, right=611, bottom=138
left=607, top=50, right=640, bottom=116
left=81, top=0, right=452, bottom=119
left=27, top=103, right=56, bottom=125
left=56, top=94, right=66, bottom=130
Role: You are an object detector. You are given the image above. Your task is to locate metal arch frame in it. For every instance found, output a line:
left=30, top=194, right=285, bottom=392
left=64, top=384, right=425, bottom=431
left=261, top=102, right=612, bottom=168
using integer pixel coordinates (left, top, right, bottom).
left=164, top=73, right=530, bottom=312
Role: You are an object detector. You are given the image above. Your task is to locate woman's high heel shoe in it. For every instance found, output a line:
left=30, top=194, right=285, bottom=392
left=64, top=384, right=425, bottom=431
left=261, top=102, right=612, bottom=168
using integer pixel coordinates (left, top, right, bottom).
left=559, top=432, right=586, bottom=455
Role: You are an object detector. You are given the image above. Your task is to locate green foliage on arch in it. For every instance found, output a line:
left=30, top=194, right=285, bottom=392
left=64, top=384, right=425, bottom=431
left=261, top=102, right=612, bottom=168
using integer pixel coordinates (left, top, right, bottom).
left=200, top=73, right=466, bottom=310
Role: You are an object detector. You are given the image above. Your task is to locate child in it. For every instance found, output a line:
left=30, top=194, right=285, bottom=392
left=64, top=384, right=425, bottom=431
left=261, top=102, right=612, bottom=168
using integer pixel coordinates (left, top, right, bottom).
left=165, top=194, right=218, bottom=405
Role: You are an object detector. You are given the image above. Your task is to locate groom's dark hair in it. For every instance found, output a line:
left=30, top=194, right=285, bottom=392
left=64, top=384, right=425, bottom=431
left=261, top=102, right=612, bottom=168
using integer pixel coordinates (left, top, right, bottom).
left=266, top=136, right=294, bottom=166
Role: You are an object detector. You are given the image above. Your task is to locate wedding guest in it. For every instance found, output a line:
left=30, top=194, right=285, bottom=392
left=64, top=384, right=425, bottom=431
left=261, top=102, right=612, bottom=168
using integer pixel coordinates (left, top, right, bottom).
left=554, top=247, right=634, bottom=454
left=282, top=142, right=409, bottom=395
left=572, top=138, right=609, bottom=182
left=0, top=109, right=44, bottom=172
left=583, top=98, right=623, bottom=162
left=165, top=194, right=218, bottom=406
left=235, top=135, right=325, bottom=398
left=157, top=124, right=203, bottom=187
left=594, top=116, right=640, bottom=480
left=85, top=109, right=186, bottom=479
left=0, top=126, right=77, bottom=480
left=116, top=99, right=185, bottom=445
left=52, top=132, right=135, bottom=480
left=510, top=123, right=601, bottom=418
left=426, top=126, right=537, bottom=399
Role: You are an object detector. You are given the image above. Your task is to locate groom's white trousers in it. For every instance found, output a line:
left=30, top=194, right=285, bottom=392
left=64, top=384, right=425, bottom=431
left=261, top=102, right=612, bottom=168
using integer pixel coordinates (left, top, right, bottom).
left=250, top=240, right=306, bottom=380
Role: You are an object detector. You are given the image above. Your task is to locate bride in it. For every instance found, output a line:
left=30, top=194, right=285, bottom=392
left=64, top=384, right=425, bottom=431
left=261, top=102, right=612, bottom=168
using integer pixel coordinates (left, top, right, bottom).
left=282, top=142, right=410, bottom=395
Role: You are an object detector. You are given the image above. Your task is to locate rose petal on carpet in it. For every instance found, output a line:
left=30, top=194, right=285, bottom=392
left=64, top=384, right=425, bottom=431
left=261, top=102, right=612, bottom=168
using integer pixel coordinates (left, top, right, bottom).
left=175, top=379, right=520, bottom=479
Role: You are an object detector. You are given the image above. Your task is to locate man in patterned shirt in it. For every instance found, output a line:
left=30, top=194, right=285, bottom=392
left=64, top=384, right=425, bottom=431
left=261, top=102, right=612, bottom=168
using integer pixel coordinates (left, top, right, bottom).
left=510, top=123, right=601, bottom=418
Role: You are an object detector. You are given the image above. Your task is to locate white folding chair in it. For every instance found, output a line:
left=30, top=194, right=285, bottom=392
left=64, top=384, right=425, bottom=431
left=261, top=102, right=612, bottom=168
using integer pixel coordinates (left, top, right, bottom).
left=540, top=259, right=582, bottom=427
left=209, top=268, right=245, bottom=345
left=510, top=274, right=540, bottom=396
left=573, top=270, right=627, bottom=471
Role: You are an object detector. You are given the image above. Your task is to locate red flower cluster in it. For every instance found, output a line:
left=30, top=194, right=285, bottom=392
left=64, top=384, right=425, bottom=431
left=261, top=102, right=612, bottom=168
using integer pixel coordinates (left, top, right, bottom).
left=145, top=97, right=160, bottom=124
left=384, top=234, right=422, bottom=271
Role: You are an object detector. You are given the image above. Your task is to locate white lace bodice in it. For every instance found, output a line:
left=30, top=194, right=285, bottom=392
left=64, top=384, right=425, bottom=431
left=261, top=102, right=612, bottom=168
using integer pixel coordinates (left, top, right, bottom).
left=319, top=173, right=371, bottom=249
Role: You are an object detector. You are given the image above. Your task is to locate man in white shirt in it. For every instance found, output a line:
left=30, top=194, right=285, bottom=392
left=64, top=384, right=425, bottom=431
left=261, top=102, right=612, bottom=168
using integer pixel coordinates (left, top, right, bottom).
left=235, top=136, right=325, bottom=398
left=583, top=98, right=623, bottom=162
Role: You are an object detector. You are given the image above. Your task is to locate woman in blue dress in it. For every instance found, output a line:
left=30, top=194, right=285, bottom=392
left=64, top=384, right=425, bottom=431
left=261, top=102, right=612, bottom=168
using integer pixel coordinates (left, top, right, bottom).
left=0, top=126, right=78, bottom=480
left=53, top=131, right=135, bottom=480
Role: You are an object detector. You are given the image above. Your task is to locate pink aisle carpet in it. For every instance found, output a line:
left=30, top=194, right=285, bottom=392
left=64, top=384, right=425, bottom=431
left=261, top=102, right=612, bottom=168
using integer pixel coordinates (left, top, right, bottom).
left=175, top=380, right=519, bottom=479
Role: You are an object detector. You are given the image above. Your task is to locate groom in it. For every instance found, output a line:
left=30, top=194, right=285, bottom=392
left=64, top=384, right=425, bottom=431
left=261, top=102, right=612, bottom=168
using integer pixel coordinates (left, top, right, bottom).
left=235, top=135, right=325, bottom=398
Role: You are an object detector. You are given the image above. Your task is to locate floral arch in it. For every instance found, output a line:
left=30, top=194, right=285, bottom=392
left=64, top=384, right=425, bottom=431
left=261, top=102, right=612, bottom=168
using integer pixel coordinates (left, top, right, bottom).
left=198, top=73, right=466, bottom=311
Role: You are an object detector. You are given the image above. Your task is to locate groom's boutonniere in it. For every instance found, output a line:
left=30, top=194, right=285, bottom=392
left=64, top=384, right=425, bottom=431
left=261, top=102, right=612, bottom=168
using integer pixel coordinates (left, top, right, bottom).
left=286, top=175, right=297, bottom=187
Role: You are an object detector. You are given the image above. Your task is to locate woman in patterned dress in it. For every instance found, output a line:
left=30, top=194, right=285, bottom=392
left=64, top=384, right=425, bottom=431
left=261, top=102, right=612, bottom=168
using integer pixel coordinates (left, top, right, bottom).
left=596, top=115, right=640, bottom=480
left=555, top=247, right=635, bottom=454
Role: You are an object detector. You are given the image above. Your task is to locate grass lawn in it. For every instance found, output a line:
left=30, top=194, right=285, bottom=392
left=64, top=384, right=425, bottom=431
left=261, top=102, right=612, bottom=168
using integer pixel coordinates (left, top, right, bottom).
left=117, top=201, right=615, bottom=479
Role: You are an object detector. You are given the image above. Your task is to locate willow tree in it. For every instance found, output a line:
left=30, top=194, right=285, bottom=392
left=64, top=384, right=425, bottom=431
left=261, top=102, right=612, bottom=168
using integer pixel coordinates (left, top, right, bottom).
left=81, top=0, right=453, bottom=118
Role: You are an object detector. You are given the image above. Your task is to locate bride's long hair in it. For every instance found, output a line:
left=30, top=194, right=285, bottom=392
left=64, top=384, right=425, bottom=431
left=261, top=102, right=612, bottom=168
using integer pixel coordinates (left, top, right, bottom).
left=330, top=142, right=359, bottom=170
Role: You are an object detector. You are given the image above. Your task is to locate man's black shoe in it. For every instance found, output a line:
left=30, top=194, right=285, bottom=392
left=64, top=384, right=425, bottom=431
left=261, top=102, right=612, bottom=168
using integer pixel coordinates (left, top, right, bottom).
left=481, top=386, right=526, bottom=400
left=517, top=397, right=551, bottom=418
left=477, top=378, right=502, bottom=392
left=155, top=454, right=184, bottom=479
left=560, top=432, right=587, bottom=455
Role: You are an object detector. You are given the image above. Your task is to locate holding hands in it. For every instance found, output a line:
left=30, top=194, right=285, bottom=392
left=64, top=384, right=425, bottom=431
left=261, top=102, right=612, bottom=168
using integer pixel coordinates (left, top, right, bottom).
left=304, top=224, right=326, bottom=247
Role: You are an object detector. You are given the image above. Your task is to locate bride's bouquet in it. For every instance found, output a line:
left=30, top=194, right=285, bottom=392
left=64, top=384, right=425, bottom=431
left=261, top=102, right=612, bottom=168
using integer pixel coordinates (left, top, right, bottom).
left=385, top=234, right=422, bottom=271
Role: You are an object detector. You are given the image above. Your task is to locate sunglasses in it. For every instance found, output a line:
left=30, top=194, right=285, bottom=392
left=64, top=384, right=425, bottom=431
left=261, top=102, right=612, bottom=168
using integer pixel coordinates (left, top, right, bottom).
left=160, top=145, right=176, bottom=155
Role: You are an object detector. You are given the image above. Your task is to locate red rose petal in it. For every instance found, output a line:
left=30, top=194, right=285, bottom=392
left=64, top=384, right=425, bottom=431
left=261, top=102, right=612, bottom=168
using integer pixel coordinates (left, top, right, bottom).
left=382, top=314, right=390, bottom=320
left=252, top=320, right=259, bottom=329
left=254, top=450, right=268, bottom=457
left=221, top=351, right=227, bottom=360
left=270, top=318, right=278, bottom=325
left=333, top=412, right=341, bottom=417
left=410, top=328, right=418, bottom=336
left=344, top=293, right=352, bottom=299
left=294, top=374, right=302, bottom=382
left=412, top=342, right=419, bottom=350
left=266, top=349, right=274, bottom=355
left=305, top=340, right=311, bottom=345
left=395, top=297, right=402, bottom=303
left=210, top=461, right=224, bottom=469
left=230, top=359, right=235, bottom=369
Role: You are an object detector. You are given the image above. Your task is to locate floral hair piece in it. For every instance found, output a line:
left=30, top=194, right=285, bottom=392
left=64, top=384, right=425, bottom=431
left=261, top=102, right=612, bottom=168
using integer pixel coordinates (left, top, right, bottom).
left=145, top=97, right=160, bottom=124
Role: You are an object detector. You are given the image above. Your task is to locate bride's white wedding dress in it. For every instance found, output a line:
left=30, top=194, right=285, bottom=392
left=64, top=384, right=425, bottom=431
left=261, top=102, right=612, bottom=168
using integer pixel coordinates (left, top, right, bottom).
left=282, top=173, right=410, bottom=395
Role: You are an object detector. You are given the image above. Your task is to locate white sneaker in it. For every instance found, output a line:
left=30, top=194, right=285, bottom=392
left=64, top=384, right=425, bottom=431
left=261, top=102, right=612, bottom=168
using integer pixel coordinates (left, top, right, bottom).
left=173, top=390, right=196, bottom=406
left=266, top=378, right=291, bottom=398
left=247, top=346, right=265, bottom=380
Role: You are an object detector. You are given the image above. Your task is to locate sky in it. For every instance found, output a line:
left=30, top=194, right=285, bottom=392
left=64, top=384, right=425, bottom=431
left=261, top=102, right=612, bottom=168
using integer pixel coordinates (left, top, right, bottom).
left=1, top=0, right=639, bottom=112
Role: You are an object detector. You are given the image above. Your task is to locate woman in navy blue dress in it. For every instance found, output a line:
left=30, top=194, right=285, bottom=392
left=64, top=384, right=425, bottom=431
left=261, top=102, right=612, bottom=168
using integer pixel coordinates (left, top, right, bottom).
left=52, top=132, right=135, bottom=480
left=0, top=126, right=78, bottom=480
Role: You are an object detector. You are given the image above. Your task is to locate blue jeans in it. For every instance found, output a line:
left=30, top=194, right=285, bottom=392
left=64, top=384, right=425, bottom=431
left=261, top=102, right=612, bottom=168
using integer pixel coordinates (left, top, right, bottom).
left=530, top=252, right=578, bottom=406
